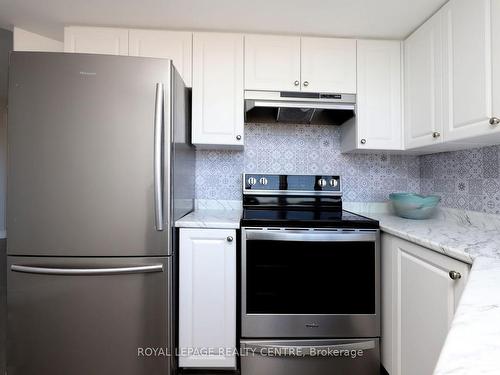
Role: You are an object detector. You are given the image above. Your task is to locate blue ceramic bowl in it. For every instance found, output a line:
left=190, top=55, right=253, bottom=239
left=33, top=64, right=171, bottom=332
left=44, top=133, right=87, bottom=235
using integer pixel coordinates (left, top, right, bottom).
left=389, top=193, right=441, bottom=220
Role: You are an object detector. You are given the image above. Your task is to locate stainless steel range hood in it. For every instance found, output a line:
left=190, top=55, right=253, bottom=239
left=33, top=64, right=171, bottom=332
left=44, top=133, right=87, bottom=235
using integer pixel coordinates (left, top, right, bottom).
left=244, top=90, right=356, bottom=125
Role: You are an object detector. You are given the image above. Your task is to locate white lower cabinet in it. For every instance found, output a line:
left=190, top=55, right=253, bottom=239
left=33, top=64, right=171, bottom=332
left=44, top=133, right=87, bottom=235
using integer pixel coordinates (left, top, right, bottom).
left=179, top=228, right=237, bottom=369
left=381, top=233, right=469, bottom=375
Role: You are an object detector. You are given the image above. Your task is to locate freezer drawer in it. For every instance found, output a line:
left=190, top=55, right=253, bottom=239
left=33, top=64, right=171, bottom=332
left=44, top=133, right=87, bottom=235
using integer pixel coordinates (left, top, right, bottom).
left=240, top=339, right=380, bottom=375
left=7, top=256, right=172, bottom=375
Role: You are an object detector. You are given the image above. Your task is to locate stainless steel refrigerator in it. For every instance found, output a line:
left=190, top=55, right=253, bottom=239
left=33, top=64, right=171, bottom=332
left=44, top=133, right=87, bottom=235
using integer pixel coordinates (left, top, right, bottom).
left=6, top=52, right=194, bottom=375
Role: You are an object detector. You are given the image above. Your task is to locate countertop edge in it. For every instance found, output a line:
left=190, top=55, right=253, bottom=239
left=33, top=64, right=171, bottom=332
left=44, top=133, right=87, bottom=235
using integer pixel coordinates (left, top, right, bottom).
left=174, top=209, right=242, bottom=229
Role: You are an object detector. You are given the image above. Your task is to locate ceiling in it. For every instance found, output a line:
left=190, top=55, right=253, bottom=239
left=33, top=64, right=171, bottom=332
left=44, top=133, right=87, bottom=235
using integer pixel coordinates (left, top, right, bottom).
left=0, top=0, right=448, bottom=41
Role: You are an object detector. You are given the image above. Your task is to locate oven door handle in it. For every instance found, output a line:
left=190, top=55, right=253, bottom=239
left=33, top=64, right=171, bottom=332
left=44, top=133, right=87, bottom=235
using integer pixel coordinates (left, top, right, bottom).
left=243, top=340, right=376, bottom=357
left=245, top=230, right=377, bottom=242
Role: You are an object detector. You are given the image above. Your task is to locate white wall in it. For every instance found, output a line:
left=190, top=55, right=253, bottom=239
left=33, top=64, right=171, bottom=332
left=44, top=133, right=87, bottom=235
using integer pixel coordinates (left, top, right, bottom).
left=13, top=27, right=63, bottom=52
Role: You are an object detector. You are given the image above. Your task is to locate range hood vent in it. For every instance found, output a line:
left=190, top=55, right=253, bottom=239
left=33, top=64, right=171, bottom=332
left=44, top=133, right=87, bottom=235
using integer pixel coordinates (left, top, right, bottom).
left=244, top=90, right=356, bottom=125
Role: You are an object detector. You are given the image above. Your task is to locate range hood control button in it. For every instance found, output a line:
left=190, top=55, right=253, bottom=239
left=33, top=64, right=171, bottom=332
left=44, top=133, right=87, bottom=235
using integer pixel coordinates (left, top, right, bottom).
left=248, top=177, right=257, bottom=186
left=330, top=179, right=338, bottom=187
left=259, top=177, right=268, bottom=185
left=318, top=179, right=327, bottom=188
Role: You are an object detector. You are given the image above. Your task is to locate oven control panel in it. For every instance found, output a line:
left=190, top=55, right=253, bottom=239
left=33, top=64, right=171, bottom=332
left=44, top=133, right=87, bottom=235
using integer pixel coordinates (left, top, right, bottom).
left=243, top=174, right=341, bottom=195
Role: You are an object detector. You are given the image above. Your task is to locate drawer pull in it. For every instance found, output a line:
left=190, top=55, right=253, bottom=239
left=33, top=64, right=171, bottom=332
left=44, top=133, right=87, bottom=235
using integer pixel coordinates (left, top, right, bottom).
left=449, top=270, right=461, bottom=280
left=11, top=264, right=164, bottom=276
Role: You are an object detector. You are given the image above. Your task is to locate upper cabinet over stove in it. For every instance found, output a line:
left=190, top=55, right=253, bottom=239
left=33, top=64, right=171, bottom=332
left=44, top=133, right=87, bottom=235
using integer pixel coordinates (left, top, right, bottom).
left=244, top=35, right=356, bottom=94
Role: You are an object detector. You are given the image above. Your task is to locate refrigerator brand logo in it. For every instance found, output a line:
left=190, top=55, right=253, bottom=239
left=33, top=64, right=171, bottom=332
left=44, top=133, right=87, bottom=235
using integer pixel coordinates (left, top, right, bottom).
left=79, top=71, right=97, bottom=76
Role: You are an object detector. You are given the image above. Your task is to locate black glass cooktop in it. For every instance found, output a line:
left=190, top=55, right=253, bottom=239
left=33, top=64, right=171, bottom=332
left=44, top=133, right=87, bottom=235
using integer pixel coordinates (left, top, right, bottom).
left=241, top=209, right=379, bottom=229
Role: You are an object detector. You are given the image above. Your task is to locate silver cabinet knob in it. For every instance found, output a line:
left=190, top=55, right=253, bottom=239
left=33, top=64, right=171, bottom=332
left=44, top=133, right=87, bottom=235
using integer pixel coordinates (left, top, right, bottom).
left=259, top=177, right=268, bottom=185
left=432, top=132, right=441, bottom=138
left=294, top=80, right=300, bottom=86
left=318, top=178, right=327, bottom=187
left=227, top=236, right=233, bottom=242
left=247, top=177, right=257, bottom=186
left=303, top=81, right=309, bottom=87
left=236, top=135, right=242, bottom=140
left=490, top=117, right=500, bottom=126
left=449, top=270, right=462, bottom=280
left=360, top=139, right=367, bottom=145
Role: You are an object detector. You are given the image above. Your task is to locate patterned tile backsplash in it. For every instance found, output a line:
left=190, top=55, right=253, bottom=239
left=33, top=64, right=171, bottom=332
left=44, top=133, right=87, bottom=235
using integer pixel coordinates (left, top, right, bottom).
left=195, top=123, right=420, bottom=202
left=420, top=145, right=500, bottom=214
left=195, top=123, right=500, bottom=213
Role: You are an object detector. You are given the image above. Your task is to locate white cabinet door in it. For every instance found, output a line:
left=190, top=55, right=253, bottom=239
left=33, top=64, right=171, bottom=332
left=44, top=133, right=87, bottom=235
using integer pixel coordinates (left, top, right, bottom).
left=381, top=234, right=469, bottom=375
left=442, top=0, right=495, bottom=142
left=404, top=10, right=445, bottom=149
left=244, top=34, right=301, bottom=92
left=301, top=37, right=356, bottom=93
left=129, top=29, right=192, bottom=86
left=64, top=27, right=129, bottom=55
left=356, top=40, right=402, bottom=150
left=192, top=33, right=244, bottom=148
left=179, top=228, right=236, bottom=369
left=493, top=0, right=500, bottom=124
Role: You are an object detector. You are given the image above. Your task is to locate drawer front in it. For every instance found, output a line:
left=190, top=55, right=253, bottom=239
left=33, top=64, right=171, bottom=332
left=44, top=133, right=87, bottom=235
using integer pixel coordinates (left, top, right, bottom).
left=7, top=256, right=171, bottom=375
left=240, top=339, right=380, bottom=375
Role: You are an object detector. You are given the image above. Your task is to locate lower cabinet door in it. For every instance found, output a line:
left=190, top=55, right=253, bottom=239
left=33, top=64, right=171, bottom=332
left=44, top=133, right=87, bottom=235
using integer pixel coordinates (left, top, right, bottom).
left=7, top=256, right=171, bottom=375
left=179, top=228, right=236, bottom=368
left=381, top=234, right=470, bottom=375
left=240, top=339, right=380, bottom=375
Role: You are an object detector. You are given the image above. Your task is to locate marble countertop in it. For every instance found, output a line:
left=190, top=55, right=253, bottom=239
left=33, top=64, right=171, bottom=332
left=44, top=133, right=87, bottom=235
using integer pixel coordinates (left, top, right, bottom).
left=175, top=208, right=242, bottom=229
left=433, top=257, right=500, bottom=375
left=350, top=206, right=500, bottom=375
left=353, top=208, right=500, bottom=265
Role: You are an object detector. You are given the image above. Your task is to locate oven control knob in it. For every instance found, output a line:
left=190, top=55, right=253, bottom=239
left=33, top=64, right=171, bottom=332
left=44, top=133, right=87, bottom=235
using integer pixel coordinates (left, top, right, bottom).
left=329, top=179, right=339, bottom=187
left=247, top=177, right=257, bottom=186
left=259, top=177, right=268, bottom=185
left=318, top=178, right=327, bottom=188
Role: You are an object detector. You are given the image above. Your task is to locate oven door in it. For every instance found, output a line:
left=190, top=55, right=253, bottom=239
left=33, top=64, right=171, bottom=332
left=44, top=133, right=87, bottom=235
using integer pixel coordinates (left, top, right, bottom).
left=241, top=228, right=380, bottom=338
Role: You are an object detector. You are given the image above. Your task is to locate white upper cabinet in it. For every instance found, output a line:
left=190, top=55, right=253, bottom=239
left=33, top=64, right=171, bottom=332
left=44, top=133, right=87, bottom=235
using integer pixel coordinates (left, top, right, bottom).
left=404, top=9, right=445, bottom=149
left=192, top=32, right=244, bottom=148
left=354, top=40, right=402, bottom=150
left=129, top=29, right=192, bottom=86
left=301, top=37, right=356, bottom=93
left=493, top=0, right=500, bottom=123
left=64, top=26, right=129, bottom=55
left=442, top=0, right=497, bottom=142
left=244, top=34, right=301, bottom=92
left=244, top=35, right=356, bottom=93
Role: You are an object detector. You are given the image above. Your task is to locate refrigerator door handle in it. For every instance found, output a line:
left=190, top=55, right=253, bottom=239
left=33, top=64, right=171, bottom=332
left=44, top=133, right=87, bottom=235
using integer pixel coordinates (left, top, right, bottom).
left=11, top=264, right=164, bottom=276
left=164, top=74, right=172, bottom=255
left=154, top=83, right=164, bottom=231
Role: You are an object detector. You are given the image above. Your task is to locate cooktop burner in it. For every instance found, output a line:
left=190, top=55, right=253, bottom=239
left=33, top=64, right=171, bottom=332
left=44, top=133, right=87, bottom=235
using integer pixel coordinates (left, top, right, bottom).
left=241, top=173, right=379, bottom=229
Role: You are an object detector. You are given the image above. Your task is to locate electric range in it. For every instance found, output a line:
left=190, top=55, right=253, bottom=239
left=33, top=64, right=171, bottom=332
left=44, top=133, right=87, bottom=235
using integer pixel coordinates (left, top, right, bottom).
left=239, top=174, right=381, bottom=375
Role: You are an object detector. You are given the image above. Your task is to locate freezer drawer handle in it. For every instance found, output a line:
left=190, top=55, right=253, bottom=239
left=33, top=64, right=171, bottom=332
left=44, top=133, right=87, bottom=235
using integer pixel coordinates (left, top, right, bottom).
left=243, top=340, right=375, bottom=357
left=154, top=82, right=164, bottom=231
left=10, top=264, right=164, bottom=276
